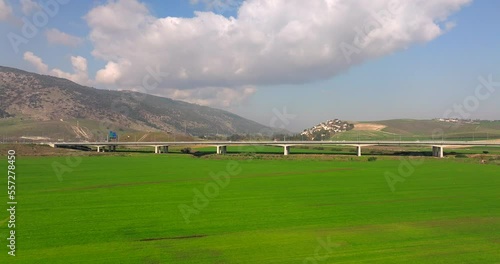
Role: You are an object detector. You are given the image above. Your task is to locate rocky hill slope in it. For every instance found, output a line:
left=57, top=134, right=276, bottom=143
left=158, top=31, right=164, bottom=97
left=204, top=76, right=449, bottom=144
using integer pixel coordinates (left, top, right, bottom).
left=0, top=66, right=271, bottom=141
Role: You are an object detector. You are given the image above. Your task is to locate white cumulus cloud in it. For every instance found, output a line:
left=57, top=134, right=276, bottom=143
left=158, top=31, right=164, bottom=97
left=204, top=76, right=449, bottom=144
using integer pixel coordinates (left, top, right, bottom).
left=23, top=51, right=49, bottom=73
left=0, top=0, right=13, bottom=21
left=96, top=61, right=123, bottom=84
left=45, top=28, right=84, bottom=47
left=85, top=0, right=471, bottom=107
left=23, top=51, right=92, bottom=86
left=163, top=86, right=257, bottom=107
left=20, top=0, right=39, bottom=15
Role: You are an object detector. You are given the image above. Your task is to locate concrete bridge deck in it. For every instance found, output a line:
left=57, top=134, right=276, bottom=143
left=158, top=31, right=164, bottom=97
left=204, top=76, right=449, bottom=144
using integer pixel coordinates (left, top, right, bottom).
left=49, top=140, right=500, bottom=158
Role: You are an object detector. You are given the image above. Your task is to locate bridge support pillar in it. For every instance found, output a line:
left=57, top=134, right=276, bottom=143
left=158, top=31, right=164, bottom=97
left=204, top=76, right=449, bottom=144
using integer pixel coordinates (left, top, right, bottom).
left=284, top=145, right=291, bottom=156
left=154, top=146, right=169, bottom=154
left=97, top=146, right=107, bottom=152
left=356, top=145, right=362, bottom=157
left=217, top=146, right=227, bottom=155
left=432, top=146, right=444, bottom=158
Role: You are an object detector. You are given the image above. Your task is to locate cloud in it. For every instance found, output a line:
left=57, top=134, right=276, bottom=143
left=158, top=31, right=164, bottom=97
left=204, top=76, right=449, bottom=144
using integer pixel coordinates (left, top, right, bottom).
left=51, top=56, right=92, bottom=85
left=20, top=0, right=39, bottom=15
left=0, top=0, right=13, bottom=20
left=95, top=61, right=123, bottom=84
left=45, top=28, right=84, bottom=47
left=163, top=86, right=256, bottom=107
left=86, top=0, right=471, bottom=106
left=24, top=51, right=49, bottom=73
left=23, top=51, right=92, bottom=86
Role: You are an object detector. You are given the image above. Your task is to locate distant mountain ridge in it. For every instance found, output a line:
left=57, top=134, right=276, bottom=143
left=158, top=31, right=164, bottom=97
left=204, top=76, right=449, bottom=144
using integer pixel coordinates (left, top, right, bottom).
left=0, top=66, right=271, bottom=140
left=294, top=118, right=500, bottom=142
left=328, top=119, right=500, bottom=141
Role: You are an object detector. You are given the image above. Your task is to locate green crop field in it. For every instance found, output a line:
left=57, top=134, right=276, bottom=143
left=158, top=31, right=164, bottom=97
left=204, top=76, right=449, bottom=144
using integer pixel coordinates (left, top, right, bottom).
left=192, top=145, right=355, bottom=155
left=0, top=153, right=499, bottom=263
left=331, top=130, right=400, bottom=141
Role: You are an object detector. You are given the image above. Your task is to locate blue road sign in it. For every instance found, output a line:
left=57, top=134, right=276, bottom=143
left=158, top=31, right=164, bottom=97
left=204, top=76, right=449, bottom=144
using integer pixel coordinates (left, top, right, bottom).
left=109, top=131, right=117, bottom=139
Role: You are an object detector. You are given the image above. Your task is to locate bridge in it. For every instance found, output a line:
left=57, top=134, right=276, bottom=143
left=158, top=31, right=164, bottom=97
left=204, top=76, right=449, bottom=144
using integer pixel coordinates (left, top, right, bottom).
left=48, top=140, right=500, bottom=158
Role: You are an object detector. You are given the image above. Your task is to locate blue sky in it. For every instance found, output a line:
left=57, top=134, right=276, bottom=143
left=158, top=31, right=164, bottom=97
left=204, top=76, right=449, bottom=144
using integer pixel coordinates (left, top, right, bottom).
left=0, top=0, right=499, bottom=132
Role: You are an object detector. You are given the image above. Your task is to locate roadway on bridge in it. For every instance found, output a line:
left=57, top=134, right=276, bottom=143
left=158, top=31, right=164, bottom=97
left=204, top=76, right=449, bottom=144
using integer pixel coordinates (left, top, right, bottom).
left=49, top=140, right=500, bottom=157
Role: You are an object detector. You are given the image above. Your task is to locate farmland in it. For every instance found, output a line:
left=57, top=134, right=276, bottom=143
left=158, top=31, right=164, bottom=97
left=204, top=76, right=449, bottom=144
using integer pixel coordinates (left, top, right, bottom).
left=0, top=152, right=499, bottom=263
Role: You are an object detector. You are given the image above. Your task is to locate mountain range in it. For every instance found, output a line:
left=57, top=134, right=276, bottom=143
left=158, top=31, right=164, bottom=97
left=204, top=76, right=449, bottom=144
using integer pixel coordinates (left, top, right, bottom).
left=0, top=66, right=272, bottom=141
left=1, top=66, right=499, bottom=143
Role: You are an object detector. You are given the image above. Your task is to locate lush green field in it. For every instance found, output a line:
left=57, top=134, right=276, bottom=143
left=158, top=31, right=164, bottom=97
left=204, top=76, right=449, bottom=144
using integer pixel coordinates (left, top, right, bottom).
left=331, top=130, right=400, bottom=141
left=0, top=154, right=499, bottom=263
left=191, top=145, right=500, bottom=156
left=193, top=145, right=354, bottom=155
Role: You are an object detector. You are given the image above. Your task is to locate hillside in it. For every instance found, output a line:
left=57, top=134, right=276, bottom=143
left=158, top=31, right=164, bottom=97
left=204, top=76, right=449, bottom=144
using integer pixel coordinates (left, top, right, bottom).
left=330, top=119, right=500, bottom=141
left=0, top=66, right=271, bottom=141
left=300, top=119, right=354, bottom=140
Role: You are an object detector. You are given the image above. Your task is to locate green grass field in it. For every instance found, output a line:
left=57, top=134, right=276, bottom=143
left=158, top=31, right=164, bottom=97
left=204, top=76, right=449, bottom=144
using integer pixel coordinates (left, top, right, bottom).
left=189, top=145, right=500, bottom=156
left=0, top=153, right=499, bottom=263
left=331, top=130, right=400, bottom=141
left=193, top=145, right=354, bottom=155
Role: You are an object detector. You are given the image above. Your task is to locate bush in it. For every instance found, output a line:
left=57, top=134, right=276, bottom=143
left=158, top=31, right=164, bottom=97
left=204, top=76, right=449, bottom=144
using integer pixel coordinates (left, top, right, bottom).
left=483, top=151, right=489, bottom=154
left=181, top=147, right=191, bottom=154
left=368, top=157, right=377, bottom=162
